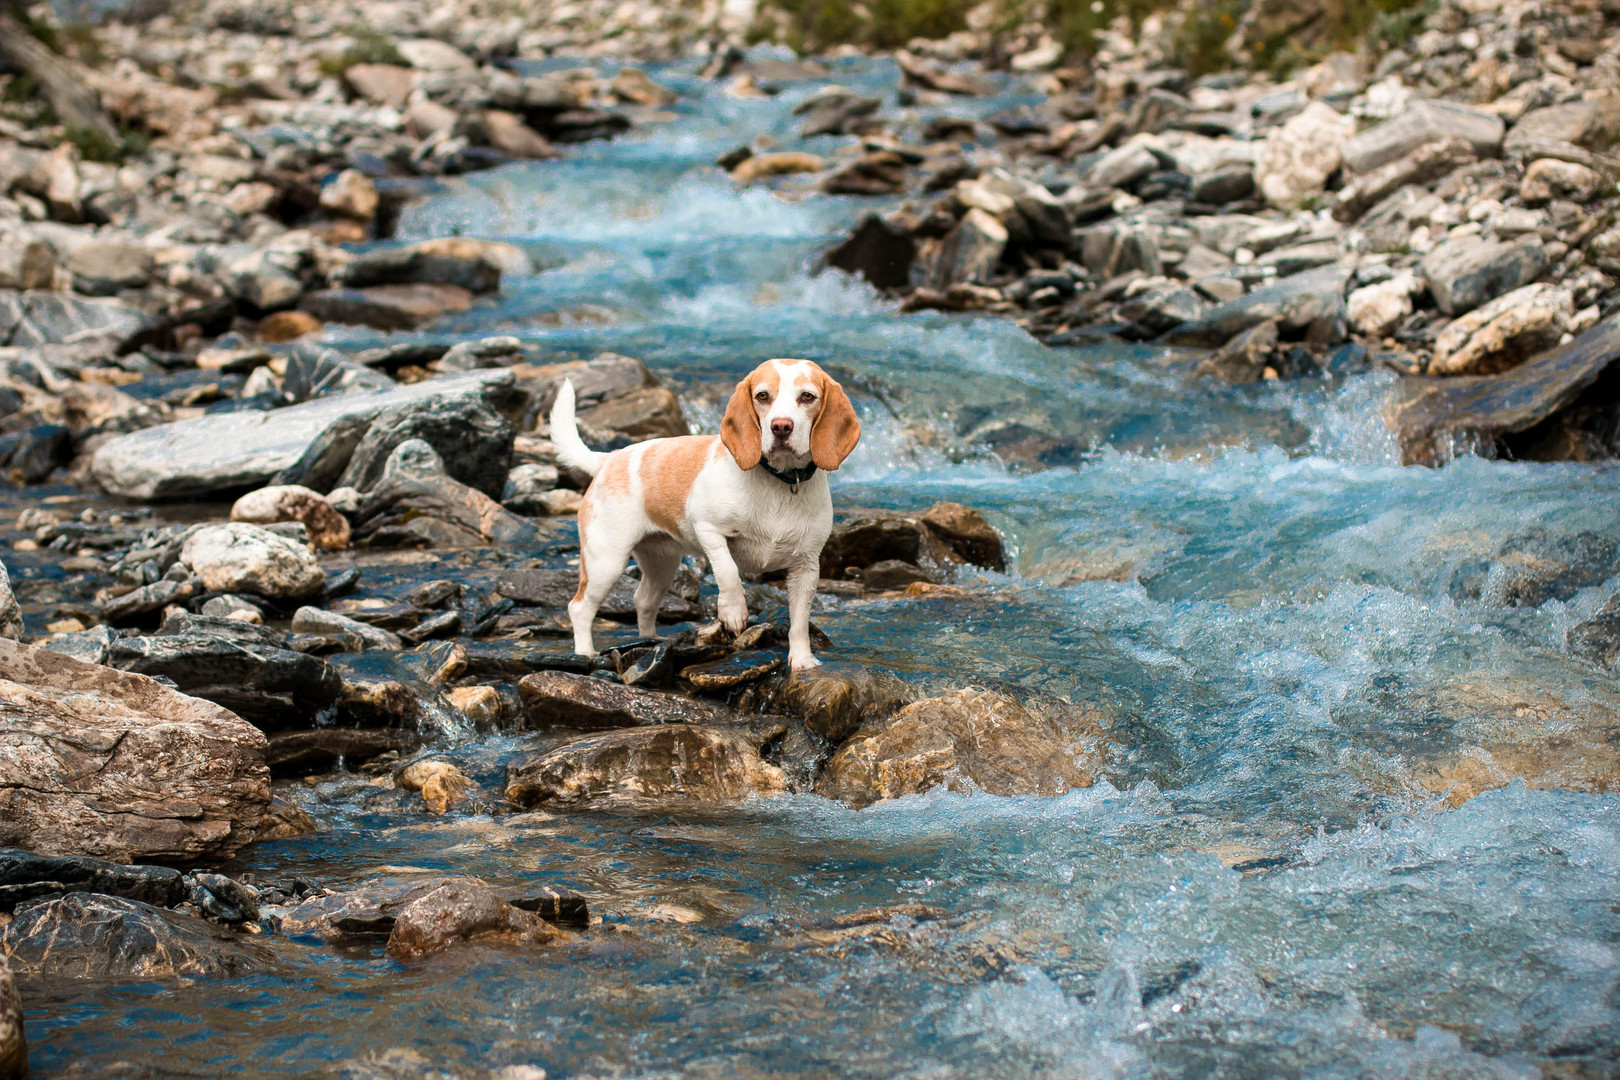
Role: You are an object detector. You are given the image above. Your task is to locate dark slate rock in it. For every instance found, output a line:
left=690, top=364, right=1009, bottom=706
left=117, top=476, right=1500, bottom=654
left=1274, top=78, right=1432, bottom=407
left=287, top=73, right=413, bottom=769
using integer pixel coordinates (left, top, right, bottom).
left=1419, top=235, right=1548, bottom=316
left=517, top=670, right=732, bottom=729
left=281, top=344, right=395, bottom=401
left=264, top=728, right=423, bottom=776
left=105, top=634, right=343, bottom=730
left=506, top=885, right=589, bottom=929
left=0, top=850, right=187, bottom=912
left=1164, top=266, right=1350, bottom=347
left=822, top=214, right=916, bottom=290
left=2, top=893, right=277, bottom=979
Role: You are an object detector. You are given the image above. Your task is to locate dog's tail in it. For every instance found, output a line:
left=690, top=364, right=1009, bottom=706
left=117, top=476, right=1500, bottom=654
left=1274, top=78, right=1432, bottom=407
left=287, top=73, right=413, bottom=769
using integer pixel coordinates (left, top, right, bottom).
left=549, top=378, right=606, bottom=478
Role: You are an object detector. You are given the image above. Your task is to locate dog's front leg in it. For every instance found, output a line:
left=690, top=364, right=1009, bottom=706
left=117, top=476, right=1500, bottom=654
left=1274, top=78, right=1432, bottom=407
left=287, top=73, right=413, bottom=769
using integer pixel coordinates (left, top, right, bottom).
left=695, top=523, right=749, bottom=635
left=785, top=557, right=821, bottom=671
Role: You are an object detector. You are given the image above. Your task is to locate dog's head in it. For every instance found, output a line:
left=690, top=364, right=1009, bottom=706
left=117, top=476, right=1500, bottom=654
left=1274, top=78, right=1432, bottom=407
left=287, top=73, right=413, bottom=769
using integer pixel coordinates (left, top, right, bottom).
left=720, top=359, right=861, bottom=473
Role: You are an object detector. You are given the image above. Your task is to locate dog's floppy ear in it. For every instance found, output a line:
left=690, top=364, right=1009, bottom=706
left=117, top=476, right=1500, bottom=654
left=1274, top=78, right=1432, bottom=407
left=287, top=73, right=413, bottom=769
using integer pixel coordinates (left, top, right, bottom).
left=810, top=368, right=861, bottom=471
left=720, top=373, right=762, bottom=471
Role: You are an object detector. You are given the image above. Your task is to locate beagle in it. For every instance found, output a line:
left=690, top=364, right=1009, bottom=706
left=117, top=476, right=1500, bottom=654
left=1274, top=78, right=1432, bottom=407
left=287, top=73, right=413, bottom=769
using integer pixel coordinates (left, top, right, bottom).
left=549, top=359, right=861, bottom=671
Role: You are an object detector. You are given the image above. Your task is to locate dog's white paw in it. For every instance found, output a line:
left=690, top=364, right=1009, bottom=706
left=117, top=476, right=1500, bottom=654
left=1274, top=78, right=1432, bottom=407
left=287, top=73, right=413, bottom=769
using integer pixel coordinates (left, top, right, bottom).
left=789, top=653, right=822, bottom=673
left=719, top=597, right=749, bottom=636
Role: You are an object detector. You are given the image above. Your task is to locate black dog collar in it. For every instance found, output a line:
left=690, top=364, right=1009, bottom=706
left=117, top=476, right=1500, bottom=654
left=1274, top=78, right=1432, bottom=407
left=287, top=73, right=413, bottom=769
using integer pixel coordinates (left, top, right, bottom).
left=759, top=459, right=818, bottom=493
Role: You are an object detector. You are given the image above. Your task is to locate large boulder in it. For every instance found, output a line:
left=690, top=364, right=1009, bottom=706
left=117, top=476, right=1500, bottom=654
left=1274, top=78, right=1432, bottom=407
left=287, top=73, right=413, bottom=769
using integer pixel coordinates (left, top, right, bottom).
left=89, top=370, right=513, bottom=500
left=1253, top=101, right=1356, bottom=209
left=1, top=892, right=276, bottom=978
left=817, top=688, right=1109, bottom=808
left=1388, top=314, right=1620, bottom=465
left=0, top=638, right=270, bottom=863
left=0, top=559, right=19, bottom=641
left=505, top=725, right=787, bottom=810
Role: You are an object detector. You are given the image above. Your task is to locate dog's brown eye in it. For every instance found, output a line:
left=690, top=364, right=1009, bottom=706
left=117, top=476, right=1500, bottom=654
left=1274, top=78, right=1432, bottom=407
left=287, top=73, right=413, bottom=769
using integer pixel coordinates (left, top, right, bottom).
left=799, top=392, right=815, bottom=404
left=754, top=390, right=770, bottom=403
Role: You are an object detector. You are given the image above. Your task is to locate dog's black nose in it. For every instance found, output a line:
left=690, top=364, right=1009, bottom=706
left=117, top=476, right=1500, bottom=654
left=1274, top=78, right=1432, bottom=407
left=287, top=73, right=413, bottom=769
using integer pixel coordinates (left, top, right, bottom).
left=771, top=418, right=794, bottom=438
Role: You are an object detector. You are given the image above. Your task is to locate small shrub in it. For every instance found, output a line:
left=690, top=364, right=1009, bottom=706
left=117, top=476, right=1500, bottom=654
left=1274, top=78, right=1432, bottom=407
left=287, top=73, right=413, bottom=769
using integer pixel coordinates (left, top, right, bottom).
left=318, top=28, right=407, bottom=76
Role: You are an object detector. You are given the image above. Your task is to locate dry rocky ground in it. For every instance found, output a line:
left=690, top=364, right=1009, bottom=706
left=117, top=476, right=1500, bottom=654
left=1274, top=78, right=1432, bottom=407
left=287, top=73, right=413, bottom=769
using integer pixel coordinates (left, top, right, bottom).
left=2, top=0, right=1620, bottom=1067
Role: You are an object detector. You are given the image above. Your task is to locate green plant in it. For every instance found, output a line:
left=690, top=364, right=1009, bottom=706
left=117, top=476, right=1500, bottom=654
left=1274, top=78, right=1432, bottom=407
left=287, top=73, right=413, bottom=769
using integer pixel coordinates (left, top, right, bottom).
left=1168, top=0, right=1245, bottom=75
left=0, top=72, right=37, bottom=104
left=63, top=119, right=123, bottom=163
left=317, top=28, right=407, bottom=76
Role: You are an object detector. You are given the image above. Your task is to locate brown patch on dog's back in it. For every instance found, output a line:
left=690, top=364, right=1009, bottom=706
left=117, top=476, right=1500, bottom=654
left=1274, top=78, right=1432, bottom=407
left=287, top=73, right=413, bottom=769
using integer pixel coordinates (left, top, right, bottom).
left=641, top=435, right=716, bottom=536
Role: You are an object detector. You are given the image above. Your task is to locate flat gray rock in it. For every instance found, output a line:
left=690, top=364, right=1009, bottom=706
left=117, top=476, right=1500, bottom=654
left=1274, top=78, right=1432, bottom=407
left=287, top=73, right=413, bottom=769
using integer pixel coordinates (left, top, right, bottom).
left=1164, top=265, right=1351, bottom=347
left=1419, top=234, right=1547, bottom=316
left=89, top=369, right=512, bottom=500
left=1342, top=100, right=1505, bottom=175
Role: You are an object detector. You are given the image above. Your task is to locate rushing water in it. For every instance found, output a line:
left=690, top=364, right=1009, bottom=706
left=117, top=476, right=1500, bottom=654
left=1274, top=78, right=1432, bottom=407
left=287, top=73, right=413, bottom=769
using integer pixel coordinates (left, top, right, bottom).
left=17, top=57, right=1620, bottom=1078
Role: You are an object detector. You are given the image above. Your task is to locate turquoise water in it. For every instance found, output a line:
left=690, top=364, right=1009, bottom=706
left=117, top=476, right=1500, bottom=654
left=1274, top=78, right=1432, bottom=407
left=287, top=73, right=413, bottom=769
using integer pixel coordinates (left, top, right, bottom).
left=17, top=57, right=1620, bottom=1078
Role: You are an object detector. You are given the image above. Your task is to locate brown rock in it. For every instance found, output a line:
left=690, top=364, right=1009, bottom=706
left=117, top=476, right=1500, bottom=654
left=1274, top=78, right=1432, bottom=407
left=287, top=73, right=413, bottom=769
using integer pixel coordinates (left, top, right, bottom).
left=730, top=151, right=824, bottom=185
left=611, top=68, right=676, bottom=106
left=817, top=688, right=1109, bottom=808
left=257, top=310, right=322, bottom=343
left=505, top=725, right=787, bottom=810
left=230, top=484, right=351, bottom=550
left=766, top=662, right=913, bottom=743
left=447, top=685, right=503, bottom=725
left=518, top=670, right=730, bottom=729
left=300, top=283, right=476, bottom=331
left=0, top=637, right=270, bottom=863
left=319, top=169, right=379, bottom=222
left=251, top=796, right=316, bottom=841
left=1429, top=284, right=1572, bottom=376
left=386, top=879, right=561, bottom=960
left=344, top=63, right=413, bottom=108
left=577, top=386, right=688, bottom=439
left=265, top=727, right=421, bottom=776
left=921, top=502, right=1006, bottom=571
left=396, top=759, right=473, bottom=814
left=1519, top=158, right=1602, bottom=205
left=2, top=893, right=276, bottom=979
left=821, top=151, right=908, bottom=196
left=0, top=953, right=22, bottom=1079
left=483, top=110, right=558, bottom=159
left=404, top=99, right=458, bottom=140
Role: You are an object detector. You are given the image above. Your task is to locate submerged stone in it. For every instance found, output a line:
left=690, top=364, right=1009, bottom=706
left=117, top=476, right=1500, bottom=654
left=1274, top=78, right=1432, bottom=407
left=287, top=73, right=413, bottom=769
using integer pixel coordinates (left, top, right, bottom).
left=2, top=893, right=277, bottom=979
left=505, top=725, right=787, bottom=809
left=386, top=879, right=561, bottom=960
left=518, top=670, right=730, bottom=729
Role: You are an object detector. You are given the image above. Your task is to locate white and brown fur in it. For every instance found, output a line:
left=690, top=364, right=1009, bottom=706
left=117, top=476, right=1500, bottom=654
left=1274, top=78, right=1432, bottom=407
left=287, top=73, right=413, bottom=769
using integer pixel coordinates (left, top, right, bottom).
left=549, top=358, right=861, bottom=671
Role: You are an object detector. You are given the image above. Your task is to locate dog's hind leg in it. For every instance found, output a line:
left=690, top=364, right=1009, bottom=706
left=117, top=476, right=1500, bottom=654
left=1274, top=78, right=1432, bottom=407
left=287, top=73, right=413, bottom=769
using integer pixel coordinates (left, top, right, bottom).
left=569, top=518, right=636, bottom=657
left=631, top=538, right=682, bottom=639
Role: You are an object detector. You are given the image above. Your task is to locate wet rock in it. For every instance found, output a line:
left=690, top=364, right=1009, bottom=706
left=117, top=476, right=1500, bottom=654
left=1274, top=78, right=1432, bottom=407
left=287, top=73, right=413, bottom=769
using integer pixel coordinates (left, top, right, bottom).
left=1342, top=100, right=1506, bottom=175
left=1389, top=315, right=1620, bottom=466
left=265, top=727, right=420, bottom=776
left=1520, top=159, right=1602, bottom=206
left=0, top=637, right=270, bottom=862
left=283, top=345, right=396, bottom=401
left=0, top=850, right=187, bottom=911
left=1333, top=136, right=1476, bottom=223
left=291, top=606, right=403, bottom=651
left=401, top=611, right=462, bottom=643
left=332, top=243, right=504, bottom=295
left=90, top=369, right=513, bottom=500
left=818, top=688, right=1109, bottom=809
left=505, top=725, right=787, bottom=810
left=251, top=796, right=316, bottom=841
left=1166, top=266, right=1350, bottom=347
left=681, top=650, right=783, bottom=691
left=518, top=670, right=730, bottom=729
left=794, top=88, right=880, bottom=138
left=612, top=68, right=676, bottom=107
left=282, top=377, right=515, bottom=499
left=180, top=522, right=325, bottom=600
left=156, top=610, right=282, bottom=646
left=101, top=576, right=197, bottom=624
left=231, top=485, right=351, bottom=550
left=106, top=633, right=343, bottom=731
left=1420, top=235, right=1548, bottom=317
left=300, top=283, right=476, bottom=331
left=320, top=169, right=379, bottom=222
left=823, top=213, right=916, bottom=290
left=386, top=879, right=561, bottom=960
left=447, top=685, right=503, bottom=725
left=396, top=759, right=473, bottom=814
left=822, top=151, right=908, bottom=196
left=351, top=439, right=542, bottom=549
left=495, top=567, right=702, bottom=621
left=280, top=877, right=461, bottom=941
left=1430, top=284, right=1572, bottom=376
left=0, top=559, right=19, bottom=641
left=730, top=151, right=824, bottom=185
left=1, top=893, right=275, bottom=979
left=507, top=885, right=589, bottom=929
left=1569, top=594, right=1620, bottom=669
left=765, top=663, right=914, bottom=743
left=932, top=208, right=1006, bottom=288
left=1254, top=101, right=1356, bottom=209
left=1488, top=531, right=1620, bottom=607
left=0, top=422, right=71, bottom=483
left=921, top=502, right=1006, bottom=571
left=1119, top=286, right=1207, bottom=335
left=861, top=559, right=935, bottom=590
left=0, top=953, right=20, bottom=1077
